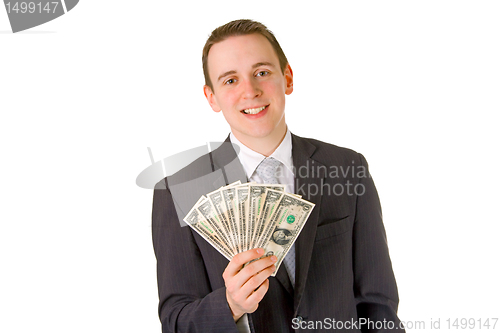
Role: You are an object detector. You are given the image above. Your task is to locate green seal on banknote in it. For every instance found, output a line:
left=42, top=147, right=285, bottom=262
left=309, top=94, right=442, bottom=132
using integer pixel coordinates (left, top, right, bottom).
left=287, top=215, right=295, bottom=224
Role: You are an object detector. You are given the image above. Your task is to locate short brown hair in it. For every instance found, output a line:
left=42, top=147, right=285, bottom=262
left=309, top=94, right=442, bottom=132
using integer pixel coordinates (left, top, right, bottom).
left=202, top=19, right=289, bottom=91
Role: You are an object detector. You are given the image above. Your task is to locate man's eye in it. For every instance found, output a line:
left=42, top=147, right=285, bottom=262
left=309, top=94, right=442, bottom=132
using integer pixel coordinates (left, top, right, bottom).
left=256, top=71, right=269, bottom=77
left=225, top=78, right=235, bottom=85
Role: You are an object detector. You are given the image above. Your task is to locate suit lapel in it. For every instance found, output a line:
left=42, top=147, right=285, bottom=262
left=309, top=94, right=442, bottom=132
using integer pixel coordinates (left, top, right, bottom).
left=291, top=134, right=325, bottom=313
left=167, top=137, right=247, bottom=231
left=275, top=261, right=294, bottom=296
left=210, top=138, right=248, bottom=187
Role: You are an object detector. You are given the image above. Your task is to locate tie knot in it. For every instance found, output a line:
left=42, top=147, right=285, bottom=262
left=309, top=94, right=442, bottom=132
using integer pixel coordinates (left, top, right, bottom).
left=256, top=157, right=283, bottom=184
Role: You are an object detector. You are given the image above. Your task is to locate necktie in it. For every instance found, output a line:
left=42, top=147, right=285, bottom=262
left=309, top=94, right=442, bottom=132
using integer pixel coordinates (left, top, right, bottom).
left=255, top=157, right=296, bottom=287
left=255, top=157, right=281, bottom=184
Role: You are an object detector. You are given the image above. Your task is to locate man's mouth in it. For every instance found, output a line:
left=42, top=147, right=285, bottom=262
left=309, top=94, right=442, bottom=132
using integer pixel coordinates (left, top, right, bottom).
left=241, top=105, right=268, bottom=115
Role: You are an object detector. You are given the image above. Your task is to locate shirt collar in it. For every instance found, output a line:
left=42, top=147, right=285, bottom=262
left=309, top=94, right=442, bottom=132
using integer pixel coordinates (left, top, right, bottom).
left=230, top=128, right=293, bottom=180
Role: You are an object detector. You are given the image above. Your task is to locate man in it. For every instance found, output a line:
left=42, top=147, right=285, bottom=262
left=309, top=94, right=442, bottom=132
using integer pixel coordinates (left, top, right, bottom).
left=152, top=19, right=404, bottom=332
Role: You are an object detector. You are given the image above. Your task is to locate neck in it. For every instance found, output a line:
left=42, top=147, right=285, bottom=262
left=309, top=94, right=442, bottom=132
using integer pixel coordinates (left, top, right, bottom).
left=233, top=124, right=287, bottom=157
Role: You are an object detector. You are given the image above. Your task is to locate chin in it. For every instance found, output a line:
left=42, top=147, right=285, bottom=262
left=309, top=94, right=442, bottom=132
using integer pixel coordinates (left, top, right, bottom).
left=245, top=127, right=276, bottom=139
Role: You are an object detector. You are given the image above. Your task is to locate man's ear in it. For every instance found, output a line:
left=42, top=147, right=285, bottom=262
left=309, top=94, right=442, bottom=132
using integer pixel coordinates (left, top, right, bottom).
left=284, top=63, right=293, bottom=95
left=203, top=85, right=221, bottom=113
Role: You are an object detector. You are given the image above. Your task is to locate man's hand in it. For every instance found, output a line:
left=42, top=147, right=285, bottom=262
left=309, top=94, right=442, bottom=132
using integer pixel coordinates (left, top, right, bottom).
left=222, top=248, right=277, bottom=321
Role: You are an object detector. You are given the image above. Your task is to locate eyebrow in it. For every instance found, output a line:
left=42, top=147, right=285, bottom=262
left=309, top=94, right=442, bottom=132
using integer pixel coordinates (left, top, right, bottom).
left=216, top=62, right=277, bottom=82
left=217, top=70, right=237, bottom=83
left=252, top=62, right=275, bottom=69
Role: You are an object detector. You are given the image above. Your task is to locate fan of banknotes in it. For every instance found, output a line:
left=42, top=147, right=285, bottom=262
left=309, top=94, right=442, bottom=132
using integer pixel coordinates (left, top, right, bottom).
left=183, top=181, right=315, bottom=275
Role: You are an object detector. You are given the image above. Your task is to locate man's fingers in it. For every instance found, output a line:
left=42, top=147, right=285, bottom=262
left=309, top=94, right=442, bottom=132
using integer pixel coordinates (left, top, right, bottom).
left=226, top=254, right=277, bottom=291
left=246, top=279, right=269, bottom=309
left=223, top=248, right=265, bottom=278
left=224, top=253, right=276, bottom=319
left=239, top=263, right=275, bottom=298
left=240, top=254, right=277, bottom=279
left=228, top=267, right=273, bottom=316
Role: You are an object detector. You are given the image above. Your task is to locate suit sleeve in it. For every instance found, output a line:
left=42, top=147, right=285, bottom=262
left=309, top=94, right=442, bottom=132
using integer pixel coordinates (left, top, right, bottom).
left=353, top=154, right=405, bottom=332
left=152, top=179, right=239, bottom=333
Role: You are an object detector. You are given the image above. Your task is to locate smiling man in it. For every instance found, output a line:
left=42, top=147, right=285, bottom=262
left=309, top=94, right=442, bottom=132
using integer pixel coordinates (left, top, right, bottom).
left=152, top=19, right=404, bottom=333
left=203, top=32, right=292, bottom=157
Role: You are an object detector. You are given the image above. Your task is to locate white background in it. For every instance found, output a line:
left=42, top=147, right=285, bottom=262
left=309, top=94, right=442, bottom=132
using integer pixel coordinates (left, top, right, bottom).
left=1, top=1, right=499, bottom=332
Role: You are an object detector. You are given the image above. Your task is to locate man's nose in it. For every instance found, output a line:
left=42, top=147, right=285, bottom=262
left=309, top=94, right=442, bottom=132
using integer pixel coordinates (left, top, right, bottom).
left=241, top=78, right=262, bottom=99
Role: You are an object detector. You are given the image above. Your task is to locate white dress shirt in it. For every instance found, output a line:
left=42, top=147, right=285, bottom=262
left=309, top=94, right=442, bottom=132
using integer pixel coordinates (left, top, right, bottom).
left=230, top=129, right=294, bottom=193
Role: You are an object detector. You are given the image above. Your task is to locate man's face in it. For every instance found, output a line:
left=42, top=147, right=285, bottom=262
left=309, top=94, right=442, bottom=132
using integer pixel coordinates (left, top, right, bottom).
left=204, top=34, right=293, bottom=142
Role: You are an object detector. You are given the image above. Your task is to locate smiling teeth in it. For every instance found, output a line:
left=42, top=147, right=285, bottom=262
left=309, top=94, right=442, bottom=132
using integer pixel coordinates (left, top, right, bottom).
left=243, top=106, right=266, bottom=114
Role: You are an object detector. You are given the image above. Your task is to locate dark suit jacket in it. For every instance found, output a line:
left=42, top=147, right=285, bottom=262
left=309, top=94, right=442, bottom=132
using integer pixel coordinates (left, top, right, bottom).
left=152, top=133, right=404, bottom=333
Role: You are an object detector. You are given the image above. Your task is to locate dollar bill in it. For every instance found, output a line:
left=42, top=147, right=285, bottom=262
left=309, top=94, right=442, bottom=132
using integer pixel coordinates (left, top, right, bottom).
left=259, top=193, right=315, bottom=276
left=221, top=185, right=241, bottom=253
left=248, top=184, right=285, bottom=249
left=206, top=189, right=236, bottom=252
left=235, top=184, right=250, bottom=251
left=197, top=197, right=235, bottom=254
left=183, top=182, right=314, bottom=269
left=253, top=189, right=284, bottom=250
left=183, top=196, right=233, bottom=260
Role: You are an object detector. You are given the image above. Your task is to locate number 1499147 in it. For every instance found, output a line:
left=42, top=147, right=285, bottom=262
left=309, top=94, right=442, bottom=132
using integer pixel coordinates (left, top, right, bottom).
left=5, top=2, right=59, bottom=14
left=446, top=318, right=498, bottom=330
